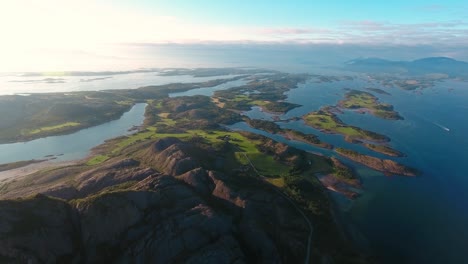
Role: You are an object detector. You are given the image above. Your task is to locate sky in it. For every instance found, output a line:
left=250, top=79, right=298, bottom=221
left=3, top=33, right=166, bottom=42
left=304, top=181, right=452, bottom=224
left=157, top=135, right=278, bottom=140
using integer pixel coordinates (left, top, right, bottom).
left=0, top=0, right=467, bottom=71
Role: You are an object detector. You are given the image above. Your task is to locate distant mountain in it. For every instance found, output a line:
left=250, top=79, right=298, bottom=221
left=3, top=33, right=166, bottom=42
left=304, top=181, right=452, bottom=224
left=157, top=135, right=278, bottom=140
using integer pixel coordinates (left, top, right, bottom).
left=345, top=57, right=468, bottom=77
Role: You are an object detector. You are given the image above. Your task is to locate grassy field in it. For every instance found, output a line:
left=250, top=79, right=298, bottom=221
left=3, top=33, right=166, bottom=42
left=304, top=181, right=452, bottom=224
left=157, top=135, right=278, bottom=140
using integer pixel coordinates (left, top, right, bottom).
left=89, top=123, right=291, bottom=178
left=339, top=90, right=376, bottom=109
left=304, top=111, right=361, bottom=137
left=85, top=155, right=110, bottom=166
left=21, top=122, right=81, bottom=136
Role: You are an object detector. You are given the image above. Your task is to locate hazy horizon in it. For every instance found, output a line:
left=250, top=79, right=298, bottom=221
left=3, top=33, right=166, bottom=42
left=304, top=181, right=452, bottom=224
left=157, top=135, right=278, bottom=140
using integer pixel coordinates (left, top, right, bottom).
left=1, top=43, right=467, bottom=73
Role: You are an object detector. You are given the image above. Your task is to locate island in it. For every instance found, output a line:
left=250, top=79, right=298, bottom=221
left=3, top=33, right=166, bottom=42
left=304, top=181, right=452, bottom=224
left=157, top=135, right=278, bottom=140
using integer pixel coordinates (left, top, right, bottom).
left=364, top=143, right=405, bottom=157
left=365, top=87, right=391, bottom=95
left=336, top=148, right=418, bottom=176
left=337, top=89, right=403, bottom=120
left=213, top=73, right=308, bottom=113
left=245, top=118, right=333, bottom=149
left=303, top=106, right=390, bottom=143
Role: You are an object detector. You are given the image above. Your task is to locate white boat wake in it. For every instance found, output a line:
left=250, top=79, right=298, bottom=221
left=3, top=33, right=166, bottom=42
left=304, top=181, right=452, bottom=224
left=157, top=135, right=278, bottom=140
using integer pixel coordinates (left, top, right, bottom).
left=433, top=122, right=450, bottom=132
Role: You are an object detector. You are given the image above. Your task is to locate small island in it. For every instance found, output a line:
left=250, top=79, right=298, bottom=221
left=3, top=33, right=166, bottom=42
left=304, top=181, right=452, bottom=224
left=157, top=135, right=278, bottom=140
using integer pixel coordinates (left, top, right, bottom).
left=365, top=88, right=391, bottom=95
left=364, top=143, right=405, bottom=157
left=213, top=73, right=308, bottom=113
left=338, top=90, right=403, bottom=120
left=303, top=107, right=389, bottom=143
left=336, top=148, right=417, bottom=176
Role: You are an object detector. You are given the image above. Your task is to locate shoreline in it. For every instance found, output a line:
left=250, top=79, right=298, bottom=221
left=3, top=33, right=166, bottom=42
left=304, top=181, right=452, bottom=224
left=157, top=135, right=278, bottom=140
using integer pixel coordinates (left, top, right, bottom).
left=0, top=159, right=80, bottom=183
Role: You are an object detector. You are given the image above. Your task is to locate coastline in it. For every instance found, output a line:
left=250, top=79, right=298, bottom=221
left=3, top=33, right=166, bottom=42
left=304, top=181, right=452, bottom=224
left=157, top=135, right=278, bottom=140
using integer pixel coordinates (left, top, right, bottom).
left=0, top=159, right=79, bottom=183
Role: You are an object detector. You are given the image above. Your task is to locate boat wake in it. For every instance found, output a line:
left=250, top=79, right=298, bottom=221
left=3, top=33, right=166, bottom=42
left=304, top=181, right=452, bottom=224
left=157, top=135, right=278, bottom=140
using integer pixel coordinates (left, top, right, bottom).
left=433, top=122, right=450, bottom=132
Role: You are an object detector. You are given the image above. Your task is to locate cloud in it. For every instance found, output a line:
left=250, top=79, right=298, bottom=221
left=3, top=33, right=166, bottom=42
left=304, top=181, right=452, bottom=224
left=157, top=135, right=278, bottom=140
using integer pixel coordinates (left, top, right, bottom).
left=331, top=20, right=468, bottom=45
left=258, top=27, right=330, bottom=35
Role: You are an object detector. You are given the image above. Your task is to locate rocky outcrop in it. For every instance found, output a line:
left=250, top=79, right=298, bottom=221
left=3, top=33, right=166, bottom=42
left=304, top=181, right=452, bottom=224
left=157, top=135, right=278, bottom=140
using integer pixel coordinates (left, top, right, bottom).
left=0, top=194, right=81, bottom=263
left=74, top=159, right=156, bottom=197
left=42, top=158, right=158, bottom=200
left=140, top=138, right=200, bottom=176
left=178, top=167, right=215, bottom=196
left=336, top=148, right=418, bottom=176
left=0, top=139, right=311, bottom=263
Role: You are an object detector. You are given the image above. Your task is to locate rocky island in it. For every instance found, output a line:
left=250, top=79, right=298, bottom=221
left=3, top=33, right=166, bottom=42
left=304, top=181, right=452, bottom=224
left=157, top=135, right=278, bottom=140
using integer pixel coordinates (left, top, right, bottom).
left=336, top=148, right=417, bottom=176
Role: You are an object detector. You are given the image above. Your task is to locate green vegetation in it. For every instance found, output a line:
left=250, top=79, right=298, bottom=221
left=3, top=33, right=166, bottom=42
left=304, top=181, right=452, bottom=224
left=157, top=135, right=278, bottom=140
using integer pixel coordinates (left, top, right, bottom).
left=85, top=155, right=110, bottom=166
left=263, top=101, right=301, bottom=113
left=0, top=90, right=373, bottom=263
left=283, top=129, right=333, bottom=149
left=338, top=90, right=402, bottom=120
left=244, top=118, right=333, bottom=149
left=365, top=88, right=391, bottom=95
left=364, top=143, right=404, bottom=157
left=245, top=119, right=281, bottom=133
left=0, top=75, right=243, bottom=144
left=21, top=122, right=81, bottom=136
left=214, top=73, right=307, bottom=112
left=303, top=107, right=389, bottom=143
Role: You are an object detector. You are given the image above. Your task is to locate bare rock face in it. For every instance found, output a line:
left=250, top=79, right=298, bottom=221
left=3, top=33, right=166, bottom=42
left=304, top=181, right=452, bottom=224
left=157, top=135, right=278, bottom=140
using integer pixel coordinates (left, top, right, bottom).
left=0, top=194, right=81, bottom=264
left=75, top=159, right=156, bottom=196
left=178, top=167, right=215, bottom=196
left=75, top=174, right=246, bottom=263
left=42, top=158, right=158, bottom=200
left=141, top=138, right=200, bottom=176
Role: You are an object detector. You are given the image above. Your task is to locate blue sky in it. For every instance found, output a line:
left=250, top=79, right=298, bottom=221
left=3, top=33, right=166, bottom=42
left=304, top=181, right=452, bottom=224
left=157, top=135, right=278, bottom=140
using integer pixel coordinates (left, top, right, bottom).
left=139, top=0, right=467, bottom=27
left=0, top=0, right=466, bottom=70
